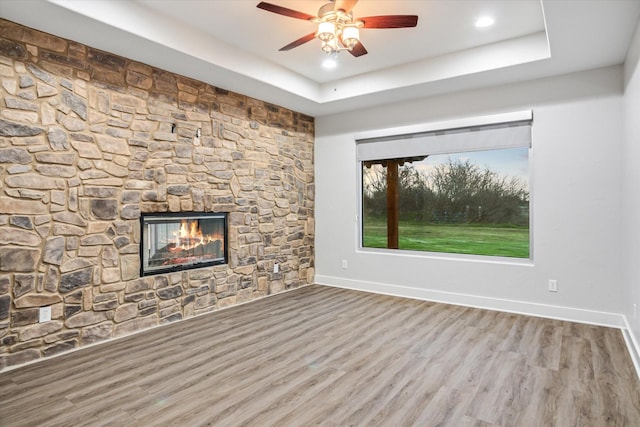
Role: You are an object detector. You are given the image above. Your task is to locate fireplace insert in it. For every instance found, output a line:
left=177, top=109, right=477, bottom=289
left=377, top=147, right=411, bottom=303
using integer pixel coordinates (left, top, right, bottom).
left=140, top=212, right=228, bottom=276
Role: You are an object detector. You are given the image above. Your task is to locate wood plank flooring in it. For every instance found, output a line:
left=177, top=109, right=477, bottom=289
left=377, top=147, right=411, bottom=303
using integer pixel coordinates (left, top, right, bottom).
left=1, top=285, right=639, bottom=426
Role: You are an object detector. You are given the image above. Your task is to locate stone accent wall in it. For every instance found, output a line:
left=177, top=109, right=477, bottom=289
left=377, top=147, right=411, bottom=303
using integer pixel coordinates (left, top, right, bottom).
left=0, top=19, right=315, bottom=371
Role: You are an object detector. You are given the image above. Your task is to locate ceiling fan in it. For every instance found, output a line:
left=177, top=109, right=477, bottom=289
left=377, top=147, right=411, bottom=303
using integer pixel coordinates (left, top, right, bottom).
left=256, top=0, right=418, bottom=57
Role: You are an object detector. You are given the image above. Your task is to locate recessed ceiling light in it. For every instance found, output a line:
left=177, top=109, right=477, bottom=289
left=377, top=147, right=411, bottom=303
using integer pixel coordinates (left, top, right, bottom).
left=475, top=16, right=495, bottom=28
left=322, top=56, right=337, bottom=69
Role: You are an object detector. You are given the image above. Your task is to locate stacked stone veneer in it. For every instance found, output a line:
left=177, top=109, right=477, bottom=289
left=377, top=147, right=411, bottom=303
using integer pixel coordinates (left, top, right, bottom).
left=0, top=19, right=315, bottom=371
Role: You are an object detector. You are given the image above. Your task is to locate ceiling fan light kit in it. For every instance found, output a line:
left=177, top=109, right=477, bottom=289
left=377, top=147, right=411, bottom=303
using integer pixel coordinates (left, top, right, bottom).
left=257, top=0, right=418, bottom=59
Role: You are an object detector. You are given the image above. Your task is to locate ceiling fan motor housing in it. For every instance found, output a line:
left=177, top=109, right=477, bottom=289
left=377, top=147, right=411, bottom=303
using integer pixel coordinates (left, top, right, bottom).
left=319, top=3, right=336, bottom=18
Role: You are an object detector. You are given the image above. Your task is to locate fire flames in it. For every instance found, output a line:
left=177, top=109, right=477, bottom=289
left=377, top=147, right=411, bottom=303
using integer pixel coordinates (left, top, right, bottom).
left=169, top=219, right=222, bottom=252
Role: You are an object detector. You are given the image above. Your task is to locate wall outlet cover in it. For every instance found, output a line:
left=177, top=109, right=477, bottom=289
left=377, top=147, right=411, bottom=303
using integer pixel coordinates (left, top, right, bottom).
left=39, top=306, right=52, bottom=323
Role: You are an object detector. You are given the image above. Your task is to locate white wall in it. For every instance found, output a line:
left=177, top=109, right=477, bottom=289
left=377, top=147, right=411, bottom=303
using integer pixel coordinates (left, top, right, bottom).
left=623, top=20, right=640, bottom=362
left=315, top=65, right=625, bottom=326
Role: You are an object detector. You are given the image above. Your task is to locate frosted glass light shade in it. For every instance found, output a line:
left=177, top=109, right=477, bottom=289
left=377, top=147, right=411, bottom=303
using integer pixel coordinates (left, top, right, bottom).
left=321, top=38, right=338, bottom=54
left=342, top=26, right=359, bottom=48
left=318, top=22, right=336, bottom=42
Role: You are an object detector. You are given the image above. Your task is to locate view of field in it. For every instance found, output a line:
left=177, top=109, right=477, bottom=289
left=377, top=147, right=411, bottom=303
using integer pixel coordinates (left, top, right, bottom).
left=363, top=218, right=530, bottom=258
left=361, top=149, right=530, bottom=258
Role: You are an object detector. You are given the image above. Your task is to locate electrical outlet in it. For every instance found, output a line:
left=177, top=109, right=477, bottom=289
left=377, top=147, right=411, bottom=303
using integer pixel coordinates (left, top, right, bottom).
left=548, top=279, right=558, bottom=292
left=273, top=263, right=279, bottom=273
left=39, top=306, right=51, bottom=323
left=341, top=259, right=348, bottom=269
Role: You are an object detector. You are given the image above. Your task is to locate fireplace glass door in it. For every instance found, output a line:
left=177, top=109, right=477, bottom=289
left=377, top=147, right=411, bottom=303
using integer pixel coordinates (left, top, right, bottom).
left=140, top=212, right=227, bottom=276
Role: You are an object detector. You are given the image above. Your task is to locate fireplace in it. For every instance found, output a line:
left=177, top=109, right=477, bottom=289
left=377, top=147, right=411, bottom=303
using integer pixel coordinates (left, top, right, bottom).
left=140, top=212, right=228, bottom=276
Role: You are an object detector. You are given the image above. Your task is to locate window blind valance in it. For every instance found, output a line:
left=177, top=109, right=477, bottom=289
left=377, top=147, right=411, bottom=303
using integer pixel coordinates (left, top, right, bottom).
left=356, top=113, right=532, bottom=162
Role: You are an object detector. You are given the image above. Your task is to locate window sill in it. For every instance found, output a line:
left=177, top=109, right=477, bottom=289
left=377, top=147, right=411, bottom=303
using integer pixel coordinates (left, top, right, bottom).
left=357, top=246, right=534, bottom=267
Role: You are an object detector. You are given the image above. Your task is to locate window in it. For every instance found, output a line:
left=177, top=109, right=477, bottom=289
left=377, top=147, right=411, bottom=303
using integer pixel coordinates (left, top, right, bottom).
left=358, top=112, right=532, bottom=259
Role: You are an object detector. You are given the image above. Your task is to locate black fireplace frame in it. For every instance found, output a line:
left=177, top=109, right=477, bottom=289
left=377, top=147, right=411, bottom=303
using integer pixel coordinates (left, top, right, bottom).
left=139, top=211, right=228, bottom=276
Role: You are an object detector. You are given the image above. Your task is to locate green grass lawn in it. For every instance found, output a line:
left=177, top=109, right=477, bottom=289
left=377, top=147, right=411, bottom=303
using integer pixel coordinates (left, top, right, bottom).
left=363, top=218, right=529, bottom=258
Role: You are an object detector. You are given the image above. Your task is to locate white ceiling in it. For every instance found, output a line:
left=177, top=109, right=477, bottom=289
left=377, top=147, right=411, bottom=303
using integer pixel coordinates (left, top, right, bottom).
left=1, top=0, right=639, bottom=117
left=138, top=0, right=546, bottom=84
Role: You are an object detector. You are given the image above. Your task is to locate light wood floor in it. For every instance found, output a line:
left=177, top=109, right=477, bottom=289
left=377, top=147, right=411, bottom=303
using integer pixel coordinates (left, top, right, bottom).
left=1, top=285, right=639, bottom=426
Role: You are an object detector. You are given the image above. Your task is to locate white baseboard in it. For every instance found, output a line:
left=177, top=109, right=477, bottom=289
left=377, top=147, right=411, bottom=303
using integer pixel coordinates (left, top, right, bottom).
left=622, top=317, right=640, bottom=380
left=315, top=275, right=625, bottom=328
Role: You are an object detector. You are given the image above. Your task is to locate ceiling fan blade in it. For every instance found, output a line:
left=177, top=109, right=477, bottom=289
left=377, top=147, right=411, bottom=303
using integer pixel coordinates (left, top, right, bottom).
left=334, top=0, right=358, bottom=14
left=257, top=2, right=315, bottom=21
left=360, top=15, right=419, bottom=29
left=279, top=33, right=317, bottom=51
left=348, top=41, right=368, bottom=57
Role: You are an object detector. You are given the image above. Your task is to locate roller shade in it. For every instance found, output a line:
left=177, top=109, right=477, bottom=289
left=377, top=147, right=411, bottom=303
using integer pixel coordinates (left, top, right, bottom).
left=357, top=118, right=532, bottom=162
